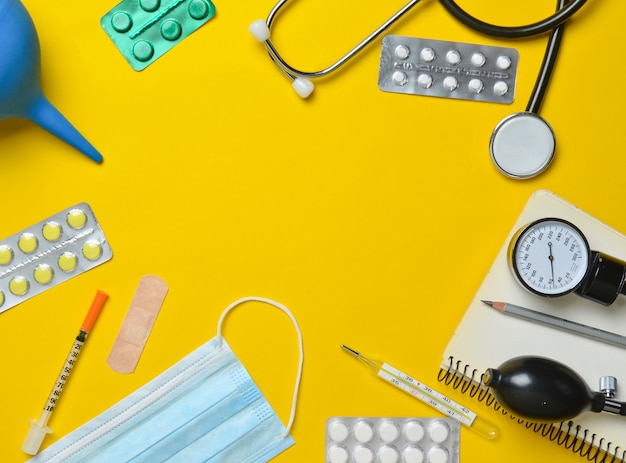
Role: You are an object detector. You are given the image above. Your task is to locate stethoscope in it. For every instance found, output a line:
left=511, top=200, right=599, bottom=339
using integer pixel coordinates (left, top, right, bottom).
left=250, top=0, right=589, bottom=179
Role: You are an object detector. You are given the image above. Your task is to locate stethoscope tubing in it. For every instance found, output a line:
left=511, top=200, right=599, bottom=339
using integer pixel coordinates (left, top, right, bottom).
left=264, top=0, right=423, bottom=81
left=527, top=0, right=567, bottom=114
left=261, top=0, right=587, bottom=81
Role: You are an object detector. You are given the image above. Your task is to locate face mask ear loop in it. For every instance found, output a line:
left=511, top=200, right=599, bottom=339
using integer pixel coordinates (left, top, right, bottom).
left=216, top=296, right=304, bottom=439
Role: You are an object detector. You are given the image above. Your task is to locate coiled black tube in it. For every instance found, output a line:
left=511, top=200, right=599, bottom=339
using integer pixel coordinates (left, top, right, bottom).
left=438, top=0, right=588, bottom=38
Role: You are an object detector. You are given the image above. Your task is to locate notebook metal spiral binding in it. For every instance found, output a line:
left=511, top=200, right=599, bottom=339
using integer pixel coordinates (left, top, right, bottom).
left=438, top=356, right=626, bottom=463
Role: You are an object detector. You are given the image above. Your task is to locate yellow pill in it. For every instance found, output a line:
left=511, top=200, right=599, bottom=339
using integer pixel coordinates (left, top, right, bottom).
left=18, top=233, right=38, bottom=254
left=0, top=291, right=4, bottom=307
left=42, top=221, right=63, bottom=242
left=82, top=240, right=103, bottom=261
left=34, top=264, right=54, bottom=285
left=9, top=276, right=29, bottom=296
left=67, top=209, right=87, bottom=229
left=0, top=245, right=13, bottom=265
left=58, top=252, right=78, bottom=272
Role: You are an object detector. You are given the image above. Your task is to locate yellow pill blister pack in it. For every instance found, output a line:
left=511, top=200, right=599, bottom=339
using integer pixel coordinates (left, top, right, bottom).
left=0, top=203, right=112, bottom=314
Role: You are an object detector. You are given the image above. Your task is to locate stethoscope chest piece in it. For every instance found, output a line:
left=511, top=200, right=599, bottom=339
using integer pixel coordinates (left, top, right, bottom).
left=489, top=112, right=556, bottom=179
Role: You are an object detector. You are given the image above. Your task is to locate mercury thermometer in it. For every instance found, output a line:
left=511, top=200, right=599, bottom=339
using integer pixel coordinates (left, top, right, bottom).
left=341, top=345, right=499, bottom=440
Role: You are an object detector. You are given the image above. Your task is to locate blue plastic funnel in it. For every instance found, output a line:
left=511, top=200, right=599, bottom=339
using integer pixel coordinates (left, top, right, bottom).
left=0, top=0, right=102, bottom=163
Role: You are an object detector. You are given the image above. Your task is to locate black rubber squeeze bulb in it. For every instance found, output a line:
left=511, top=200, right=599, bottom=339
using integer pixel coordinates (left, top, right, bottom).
left=483, top=356, right=606, bottom=421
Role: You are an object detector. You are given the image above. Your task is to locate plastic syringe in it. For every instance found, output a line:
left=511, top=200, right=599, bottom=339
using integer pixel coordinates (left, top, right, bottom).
left=23, top=290, right=109, bottom=455
left=342, top=345, right=499, bottom=440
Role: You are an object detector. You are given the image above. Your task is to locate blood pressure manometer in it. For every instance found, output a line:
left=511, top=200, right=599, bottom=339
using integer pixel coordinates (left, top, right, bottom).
left=508, top=218, right=626, bottom=306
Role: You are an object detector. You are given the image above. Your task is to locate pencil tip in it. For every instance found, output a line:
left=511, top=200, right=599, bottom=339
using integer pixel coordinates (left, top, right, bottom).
left=481, top=300, right=493, bottom=307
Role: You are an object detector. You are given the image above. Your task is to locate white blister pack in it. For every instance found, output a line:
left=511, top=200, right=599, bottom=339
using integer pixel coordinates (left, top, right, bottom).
left=325, top=416, right=460, bottom=463
left=379, top=35, right=519, bottom=104
left=0, top=203, right=112, bottom=313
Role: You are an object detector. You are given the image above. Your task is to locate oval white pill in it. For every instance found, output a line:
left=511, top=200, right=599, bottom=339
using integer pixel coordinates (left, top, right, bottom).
left=403, top=446, right=425, bottom=463
left=395, top=45, right=410, bottom=59
left=403, top=421, right=425, bottom=443
left=328, top=445, right=349, bottom=463
left=392, top=71, right=408, bottom=86
left=443, top=76, right=458, bottom=91
left=429, top=421, right=450, bottom=443
left=379, top=445, right=400, bottom=463
left=379, top=421, right=400, bottom=443
left=496, top=55, right=512, bottom=70
left=427, top=446, right=449, bottom=463
left=328, top=420, right=350, bottom=442
left=471, top=52, right=485, bottom=67
left=468, top=78, right=483, bottom=94
left=420, top=47, right=435, bottom=62
left=493, top=81, right=509, bottom=96
left=417, top=73, right=433, bottom=89
left=353, top=446, right=374, bottom=463
left=354, top=421, right=374, bottom=443
left=446, top=50, right=461, bottom=65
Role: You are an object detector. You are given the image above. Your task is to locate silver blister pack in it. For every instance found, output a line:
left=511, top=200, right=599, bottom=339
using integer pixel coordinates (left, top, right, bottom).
left=0, top=203, right=113, bottom=313
left=325, top=416, right=460, bottom=463
left=379, top=35, right=519, bottom=104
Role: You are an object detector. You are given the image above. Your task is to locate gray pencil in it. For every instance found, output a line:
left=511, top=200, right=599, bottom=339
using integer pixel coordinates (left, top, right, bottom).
left=482, top=300, right=626, bottom=349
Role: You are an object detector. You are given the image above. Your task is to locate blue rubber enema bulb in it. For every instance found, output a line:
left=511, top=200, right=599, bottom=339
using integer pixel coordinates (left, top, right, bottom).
left=0, top=0, right=102, bottom=163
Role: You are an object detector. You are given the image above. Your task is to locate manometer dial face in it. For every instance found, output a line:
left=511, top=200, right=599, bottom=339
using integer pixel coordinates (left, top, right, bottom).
left=509, top=218, right=591, bottom=297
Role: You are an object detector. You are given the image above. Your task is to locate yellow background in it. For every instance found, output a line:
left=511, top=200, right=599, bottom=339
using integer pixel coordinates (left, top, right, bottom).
left=1, top=0, right=624, bottom=461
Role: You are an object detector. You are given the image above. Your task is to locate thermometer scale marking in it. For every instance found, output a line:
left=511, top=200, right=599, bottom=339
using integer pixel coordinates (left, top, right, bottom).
left=378, top=362, right=477, bottom=426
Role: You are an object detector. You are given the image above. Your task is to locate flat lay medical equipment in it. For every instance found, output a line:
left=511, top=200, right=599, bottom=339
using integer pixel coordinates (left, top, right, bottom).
left=325, top=416, right=460, bottom=463
left=27, top=297, right=303, bottom=463
left=0, top=203, right=113, bottom=314
left=341, top=345, right=499, bottom=440
left=101, top=0, right=217, bottom=71
left=250, top=0, right=588, bottom=98
left=23, top=291, right=108, bottom=455
left=250, top=0, right=585, bottom=179
left=0, top=0, right=103, bottom=162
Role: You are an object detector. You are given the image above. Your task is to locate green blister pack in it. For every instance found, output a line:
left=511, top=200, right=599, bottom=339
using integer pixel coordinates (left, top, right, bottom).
left=101, top=0, right=216, bottom=71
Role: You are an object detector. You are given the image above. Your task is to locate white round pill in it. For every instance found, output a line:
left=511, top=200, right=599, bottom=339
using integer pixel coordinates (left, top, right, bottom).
left=493, top=81, right=509, bottom=96
left=328, top=445, right=349, bottom=463
left=468, top=78, right=484, bottom=94
left=470, top=52, right=486, bottom=67
left=395, top=45, right=410, bottom=60
left=445, top=50, right=461, bottom=65
left=403, top=446, right=425, bottom=463
left=427, top=446, right=449, bottom=463
left=443, top=76, right=458, bottom=91
left=328, top=420, right=350, bottom=442
left=403, top=421, right=425, bottom=443
left=417, top=73, right=433, bottom=89
left=379, top=421, right=400, bottom=443
left=428, top=421, right=450, bottom=443
left=420, top=47, right=435, bottom=62
left=379, top=445, right=400, bottom=463
left=392, top=71, right=408, bottom=86
left=354, top=421, right=374, bottom=443
left=496, top=55, right=512, bottom=70
left=353, top=446, right=374, bottom=463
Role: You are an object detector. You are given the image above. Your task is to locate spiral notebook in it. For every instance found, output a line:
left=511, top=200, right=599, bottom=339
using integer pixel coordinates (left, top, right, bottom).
left=440, top=190, right=626, bottom=461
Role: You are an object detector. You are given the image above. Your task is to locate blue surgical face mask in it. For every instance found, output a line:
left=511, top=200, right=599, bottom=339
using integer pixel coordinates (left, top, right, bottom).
left=27, top=296, right=303, bottom=463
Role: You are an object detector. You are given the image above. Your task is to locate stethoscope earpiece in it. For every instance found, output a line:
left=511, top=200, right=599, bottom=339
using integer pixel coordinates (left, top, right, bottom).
left=249, top=18, right=315, bottom=99
left=489, top=112, right=556, bottom=179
